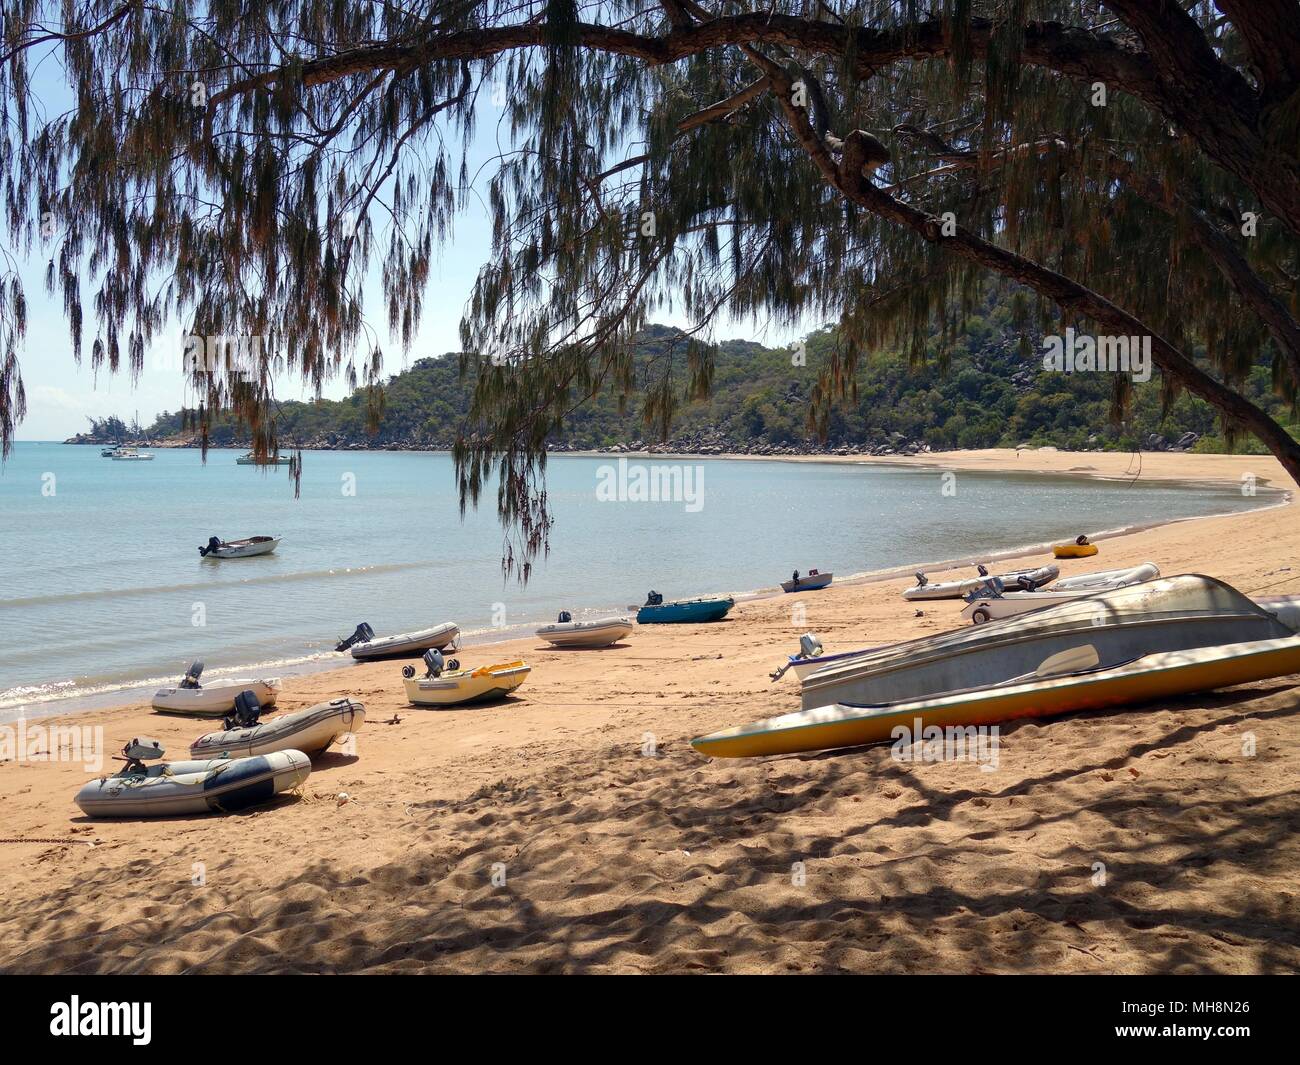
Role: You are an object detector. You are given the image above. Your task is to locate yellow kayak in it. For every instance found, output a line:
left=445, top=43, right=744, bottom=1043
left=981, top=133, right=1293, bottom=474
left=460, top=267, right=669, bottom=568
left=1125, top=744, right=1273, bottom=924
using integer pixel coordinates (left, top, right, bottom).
left=403, top=660, right=530, bottom=707
left=1054, top=535, right=1098, bottom=558
left=692, top=636, right=1300, bottom=758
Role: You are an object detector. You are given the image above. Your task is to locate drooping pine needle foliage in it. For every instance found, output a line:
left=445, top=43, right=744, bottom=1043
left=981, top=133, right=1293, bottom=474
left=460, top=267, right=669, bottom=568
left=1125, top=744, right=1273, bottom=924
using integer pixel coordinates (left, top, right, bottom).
left=0, top=1, right=1297, bottom=575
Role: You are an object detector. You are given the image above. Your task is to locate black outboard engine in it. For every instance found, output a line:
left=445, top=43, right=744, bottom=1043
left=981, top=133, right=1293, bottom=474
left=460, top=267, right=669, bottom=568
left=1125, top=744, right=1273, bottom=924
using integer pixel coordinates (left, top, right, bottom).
left=179, top=660, right=204, bottom=689
left=914, top=571, right=929, bottom=588
left=222, top=689, right=264, bottom=731
left=335, top=622, right=375, bottom=652
left=977, top=565, right=989, bottom=577
left=423, top=649, right=445, bottom=677
left=557, top=610, right=573, bottom=623
left=792, top=570, right=800, bottom=582
left=198, top=535, right=223, bottom=557
left=645, top=590, right=664, bottom=606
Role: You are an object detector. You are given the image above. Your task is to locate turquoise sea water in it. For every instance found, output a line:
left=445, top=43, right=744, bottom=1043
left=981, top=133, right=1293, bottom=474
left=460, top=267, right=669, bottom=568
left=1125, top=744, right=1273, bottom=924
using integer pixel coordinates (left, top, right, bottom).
left=0, top=442, right=1275, bottom=717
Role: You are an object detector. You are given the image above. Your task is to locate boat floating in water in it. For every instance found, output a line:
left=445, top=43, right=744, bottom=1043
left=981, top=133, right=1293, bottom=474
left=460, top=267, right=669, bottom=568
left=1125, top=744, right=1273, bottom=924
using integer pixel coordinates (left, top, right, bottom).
left=151, top=661, right=281, bottom=717
left=535, top=612, right=633, bottom=648
left=635, top=591, right=735, bottom=624
left=402, top=650, right=530, bottom=706
left=338, top=621, right=460, bottom=660
left=198, top=534, right=282, bottom=558
left=781, top=570, right=833, bottom=593
left=1054, top=535, right=1098, bottom=558
left=903, top=563, right=1059, bottom=601
left=74, top=737, right=310, bottom=818
left=190, top=696, right=364, bottom=759
left=109, top=447, right=154, bottom=461
left=961, top=563, right=1159, bottom=623
left=695, top=575, right=1300, bottom=758
left=236, top=452, right=294, bottom=466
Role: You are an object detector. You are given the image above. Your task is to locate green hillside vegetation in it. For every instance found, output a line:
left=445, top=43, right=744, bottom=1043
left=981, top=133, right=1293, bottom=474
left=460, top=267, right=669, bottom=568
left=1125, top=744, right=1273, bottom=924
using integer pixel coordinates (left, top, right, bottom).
left=136, top=301, right=1296, bottom=456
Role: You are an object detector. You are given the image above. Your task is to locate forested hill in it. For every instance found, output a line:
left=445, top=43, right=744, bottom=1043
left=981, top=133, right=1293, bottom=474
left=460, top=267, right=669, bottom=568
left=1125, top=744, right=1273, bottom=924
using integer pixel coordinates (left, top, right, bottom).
left=100, top=302, right=1294, bottom=457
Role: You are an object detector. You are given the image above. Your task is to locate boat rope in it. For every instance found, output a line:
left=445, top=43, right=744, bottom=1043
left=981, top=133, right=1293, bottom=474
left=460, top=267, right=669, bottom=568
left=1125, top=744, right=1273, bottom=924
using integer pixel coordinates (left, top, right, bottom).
left=0, top=837, right=97, bottom=845
left=1245, top=572, right=1300, bottom=595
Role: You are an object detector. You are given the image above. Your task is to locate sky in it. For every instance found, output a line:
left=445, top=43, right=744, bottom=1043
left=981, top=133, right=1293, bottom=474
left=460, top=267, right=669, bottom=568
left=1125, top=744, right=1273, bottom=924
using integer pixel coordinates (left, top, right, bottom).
left=11, top=51, right=803, bottom=441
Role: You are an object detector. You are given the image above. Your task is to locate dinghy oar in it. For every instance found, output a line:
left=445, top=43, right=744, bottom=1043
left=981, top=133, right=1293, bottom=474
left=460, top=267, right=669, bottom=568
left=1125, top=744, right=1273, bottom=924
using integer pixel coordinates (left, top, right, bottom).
left=1035, top=644, right=1100, bottom=677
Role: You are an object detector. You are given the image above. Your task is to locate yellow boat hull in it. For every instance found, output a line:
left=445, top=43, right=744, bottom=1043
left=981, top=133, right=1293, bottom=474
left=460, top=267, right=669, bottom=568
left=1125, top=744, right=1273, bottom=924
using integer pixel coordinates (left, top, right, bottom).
left=403, top=660, right=530, bottom=707
left=1053, top=542, right=1099, bottom=558
left=692, top=638, right=1300, bottom=758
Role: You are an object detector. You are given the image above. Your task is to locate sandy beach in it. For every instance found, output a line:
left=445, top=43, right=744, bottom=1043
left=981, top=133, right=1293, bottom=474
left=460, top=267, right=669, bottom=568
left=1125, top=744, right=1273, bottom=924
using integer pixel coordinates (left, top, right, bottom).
left=2, top=448, right=1298, bottom=974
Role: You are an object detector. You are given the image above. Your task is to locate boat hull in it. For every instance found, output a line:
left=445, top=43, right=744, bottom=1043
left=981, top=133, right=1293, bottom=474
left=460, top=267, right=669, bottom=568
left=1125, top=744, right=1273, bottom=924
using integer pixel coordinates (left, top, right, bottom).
left=535, top=617, right=633, bottom=648
left=351, top=622, right=459, bottom=659
left=695, top=637, right=1300, bottom=758
left=75, top=750, right=311, bottom=818
left=637, top=597, right=734, bottom=623
left=781, top=574, right=833, bottom=593
left=1054, top=542, right=1099, bottom=558
left=404, top=662, right=530, bottom=706
left=208, top=536, right=281, bottom=558
left=903, top=565, right=1059, bottom=601
left=152, top=679, right=281, bottom=717
left=189, top=698, right=364, bottom=759
left=962, top=563, right=1159, bottom=623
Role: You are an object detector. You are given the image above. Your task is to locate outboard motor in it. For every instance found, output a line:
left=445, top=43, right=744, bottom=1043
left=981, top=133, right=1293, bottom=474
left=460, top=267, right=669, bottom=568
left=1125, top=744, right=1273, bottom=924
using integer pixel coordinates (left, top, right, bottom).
left=977, top=565, right=989, bottom=577
left=198, top=535, right=222, bottom=557
left=914, top=571, right=929, bottom=588
left=1017, top=575, right=1037, bottom=592
left=645, top=590, right=663, bottom=606
left=179, top=660, right=204, bottom=689
left=118, top=737, right=164, bottom=773
left=557, top=610, right=573, bottom=623
left=223, top=689, right=264, bottom=730
left=792, top=570, right=800, bottom=582
left=798, top=633, right=823, bottom=660
left=335, top=622, right=375, bottom=652
left=423, top=649, right=445, bottom=678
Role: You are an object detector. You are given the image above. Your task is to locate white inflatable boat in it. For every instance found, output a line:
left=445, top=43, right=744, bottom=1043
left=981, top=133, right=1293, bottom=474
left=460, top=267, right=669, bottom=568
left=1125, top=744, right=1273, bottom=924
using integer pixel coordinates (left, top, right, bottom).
left=961, top=563, right=1161, bottom=623
left=189, top=698, right=364, bottom=759
left=74, top=739, right=310, bottom=818
left=535, top=614, right=633, bottom=648
left=151, top=661, right=280, bottom=717
left=903, top=564, right=1059, bottom=601
left=339, top=621, right=460, bottom=660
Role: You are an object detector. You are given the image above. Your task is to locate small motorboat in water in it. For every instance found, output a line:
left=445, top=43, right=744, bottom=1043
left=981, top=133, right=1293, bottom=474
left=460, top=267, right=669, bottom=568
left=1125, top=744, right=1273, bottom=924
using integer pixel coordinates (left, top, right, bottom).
left=236, top=452, right=294, bottom=465
left=74, top=737, right=310, bottom=818
left=402, top=650, right=530, bottom=707
left=961, top=563, right=1159, bottom=623
left=903, top=564, right=1059, bottom=601
left=535, top=612, right=633, bottom=648
left=190, top=696, right=364, bottom=759
left=337, top=621, right=460, bottom=660
left=151, top=661, right=281, bottom=717
left=198, top=534, right=282, bottom=558
left=635, top=591, right=734, bottom=624
left=781, top=569, right=833, bottom=593
left=109, top=447, right=154, bottom=461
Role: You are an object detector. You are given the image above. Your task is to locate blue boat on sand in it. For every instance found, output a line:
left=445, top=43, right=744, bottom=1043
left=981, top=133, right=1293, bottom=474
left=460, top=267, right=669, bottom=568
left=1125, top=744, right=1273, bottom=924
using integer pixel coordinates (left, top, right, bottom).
left=636, top=592, right=735, bottom=624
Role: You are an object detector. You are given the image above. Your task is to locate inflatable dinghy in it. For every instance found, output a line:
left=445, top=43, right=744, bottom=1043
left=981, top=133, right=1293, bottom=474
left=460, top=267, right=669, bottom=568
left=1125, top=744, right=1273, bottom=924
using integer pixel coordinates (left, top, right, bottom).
left=903, top=564, right=1059, bottom=601
left=338, top=621, right=459, bottom=660
left=151, top=661, right=280, bottom=716
left=189, top=698, right=364, bottom=759
left=535, top=613, right=633, bottom=648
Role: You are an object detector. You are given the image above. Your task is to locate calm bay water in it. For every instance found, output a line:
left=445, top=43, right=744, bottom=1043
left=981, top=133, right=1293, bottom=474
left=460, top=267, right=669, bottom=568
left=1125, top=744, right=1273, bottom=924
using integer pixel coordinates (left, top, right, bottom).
left=0, top=442, right=1273, bottom=717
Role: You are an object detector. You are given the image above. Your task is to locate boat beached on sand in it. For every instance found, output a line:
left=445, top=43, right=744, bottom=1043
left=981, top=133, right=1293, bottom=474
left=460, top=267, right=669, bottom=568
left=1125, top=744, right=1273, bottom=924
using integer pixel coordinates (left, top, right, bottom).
left=337, top=620, right=460, bottom=660
left=636, top=591, right=734, bottom=623
left=903, top=563, right=1059, bottom=601
left=535, top=612, right=633, bottom=648
left=1054, top=535, right=1099, bottom=558
left=151, top=661, right=281, bottom=716
left=961, top=563, right=1159, bottom=623
left=402, top=650, right=530, bottom=707
left=198, top=534, right=281, bottom=558
left=694, top=575, right=1300, bottom=758
left=189, top=694, right=364, bottom=760
left=781, top=570, right=833, bottom=593
left=74, top=738, right=310, bottom=818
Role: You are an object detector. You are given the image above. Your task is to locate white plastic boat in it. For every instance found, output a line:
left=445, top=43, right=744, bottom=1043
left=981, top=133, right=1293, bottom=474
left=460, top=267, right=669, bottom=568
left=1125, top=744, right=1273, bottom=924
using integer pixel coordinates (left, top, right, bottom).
left=236, top=452, right=293, bottom=465
left=903, top=564, right=1059, bottom=601
left=342, top=621, right=460, bottom=660
left=109, top=447, right=154, bottom=461
left=75, top=740, right=310, bottom=818
left=535, top=614, right=633, bottom=648
left=199, top=535, right=282, bottom=558
left=152, top=663, right=281, bottom=717
left=403, top=658, right=531, bottom=706
left=189, top=698, right=364, bottom=759
left=961, top=563, right=1160, bottom=623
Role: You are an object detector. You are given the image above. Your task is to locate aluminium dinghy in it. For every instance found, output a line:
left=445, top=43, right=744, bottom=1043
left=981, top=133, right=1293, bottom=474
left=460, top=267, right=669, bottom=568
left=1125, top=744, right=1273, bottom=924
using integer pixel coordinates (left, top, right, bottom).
left=535, top=612, right=633, bottom=648
left=198, top=534, right=281, bottom=558
left=781, top=570, right=833, bottom=593
left=74, top=737, right=310, bottom=818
